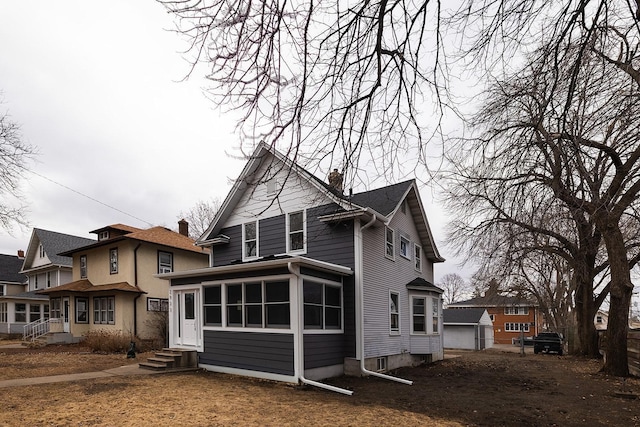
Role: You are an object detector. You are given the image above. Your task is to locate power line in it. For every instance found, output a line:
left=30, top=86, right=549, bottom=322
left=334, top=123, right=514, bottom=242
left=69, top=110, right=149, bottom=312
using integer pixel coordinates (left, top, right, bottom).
left=29, top=170, right=155, bottom=227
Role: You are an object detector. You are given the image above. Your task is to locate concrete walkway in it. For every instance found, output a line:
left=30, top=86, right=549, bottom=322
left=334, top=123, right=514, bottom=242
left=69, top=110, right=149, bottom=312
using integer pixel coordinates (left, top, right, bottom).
left=0, top=363, right=161, bottom=389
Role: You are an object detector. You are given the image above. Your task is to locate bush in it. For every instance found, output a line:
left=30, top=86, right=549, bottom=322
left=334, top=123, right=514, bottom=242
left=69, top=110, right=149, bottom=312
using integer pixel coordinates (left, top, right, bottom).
left=82, top=330, right=156, bottom=353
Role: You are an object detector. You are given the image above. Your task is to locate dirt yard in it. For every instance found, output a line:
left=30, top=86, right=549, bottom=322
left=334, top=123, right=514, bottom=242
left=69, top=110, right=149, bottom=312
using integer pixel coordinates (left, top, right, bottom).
left=0, top=344, right=638, bottom=426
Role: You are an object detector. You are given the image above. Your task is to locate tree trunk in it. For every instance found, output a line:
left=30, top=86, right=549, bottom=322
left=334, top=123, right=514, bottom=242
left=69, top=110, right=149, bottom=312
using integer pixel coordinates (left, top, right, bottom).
left=600, top=225, right=633, bottom=376
left=572, top=264, right=600, bottom=357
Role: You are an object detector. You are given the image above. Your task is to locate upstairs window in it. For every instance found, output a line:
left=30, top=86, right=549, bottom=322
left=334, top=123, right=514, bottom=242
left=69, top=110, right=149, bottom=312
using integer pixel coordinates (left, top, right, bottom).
left=158, top=251, right=173, bottom=273
left=400, top=236, right=410, bottom=259
left=287, top=211, right=305, bottom=253
left=34, top=275, right=39, bottom=289
left=80, top=255, right=87, bottom=279
left=46, top=271, right=51, bottom=288
left=243, top=221, right=258, bottom=259
left=414, top=244, right=422, bottom=272
left=98, top=231, right=109, bottom=240
left=39, top=244, right=45, bottom=258
left=385, top=227, right=395, bottom=259
left=0, top=284, right=4, bottom=296
left=109, top=248, right=118, bottom=274
left=504, top=306, right=529, bottom=315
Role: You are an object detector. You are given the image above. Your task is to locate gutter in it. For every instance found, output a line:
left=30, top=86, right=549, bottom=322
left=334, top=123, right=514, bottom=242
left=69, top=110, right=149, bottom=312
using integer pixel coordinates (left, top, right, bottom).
left=288, top=262, right=353, bottom=396
left=356, top=215, right=413, bottom=385
left=132, top=243, right=142, bottom=337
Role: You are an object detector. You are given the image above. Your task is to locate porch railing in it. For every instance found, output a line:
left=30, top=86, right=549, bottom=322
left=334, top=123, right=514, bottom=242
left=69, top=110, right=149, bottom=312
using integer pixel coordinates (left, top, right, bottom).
left=23, top=318, right=61, bottom=342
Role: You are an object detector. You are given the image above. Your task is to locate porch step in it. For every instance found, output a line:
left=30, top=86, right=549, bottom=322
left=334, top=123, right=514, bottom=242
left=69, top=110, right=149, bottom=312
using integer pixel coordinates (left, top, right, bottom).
left=139, top=348, right=198, bottom=372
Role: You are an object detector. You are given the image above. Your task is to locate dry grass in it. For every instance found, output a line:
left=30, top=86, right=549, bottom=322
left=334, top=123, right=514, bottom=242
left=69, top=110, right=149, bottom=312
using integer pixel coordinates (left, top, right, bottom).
left=1, top=347, right=639, bottom=426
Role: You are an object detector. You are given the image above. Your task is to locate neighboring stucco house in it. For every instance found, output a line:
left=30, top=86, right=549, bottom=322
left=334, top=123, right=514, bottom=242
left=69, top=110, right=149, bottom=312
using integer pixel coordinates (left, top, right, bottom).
left=443, top=308, right=494, bottom=350
left=159, top=143, right=445, bottom=389
left=38, top=223, right=208, bottom=341
left=1, top=229, right=95, bottom=335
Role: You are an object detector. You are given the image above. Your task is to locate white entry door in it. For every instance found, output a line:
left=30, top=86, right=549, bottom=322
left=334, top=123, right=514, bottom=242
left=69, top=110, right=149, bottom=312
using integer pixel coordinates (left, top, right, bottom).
left=176, top=290, right=199, bottom=347
left=62, top=297, right=70, bottom=333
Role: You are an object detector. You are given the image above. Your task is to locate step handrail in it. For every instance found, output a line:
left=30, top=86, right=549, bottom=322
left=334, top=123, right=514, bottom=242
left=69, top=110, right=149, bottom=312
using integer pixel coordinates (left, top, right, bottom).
left=23, top=317, right=61, bottom=341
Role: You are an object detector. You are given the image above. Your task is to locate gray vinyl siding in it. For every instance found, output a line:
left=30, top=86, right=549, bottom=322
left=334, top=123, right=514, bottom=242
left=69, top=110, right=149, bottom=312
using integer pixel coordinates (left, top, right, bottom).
left=306, top=205, right=355, bottom=269
left=212, top=225, right=242, bottom=266
left=304, top=333, right=344, bottom=369
left=361, top=207, right=438, bottom=359
left=260, top=216, right=286, bottom=256
left=201, top=330, right=294, bottom=375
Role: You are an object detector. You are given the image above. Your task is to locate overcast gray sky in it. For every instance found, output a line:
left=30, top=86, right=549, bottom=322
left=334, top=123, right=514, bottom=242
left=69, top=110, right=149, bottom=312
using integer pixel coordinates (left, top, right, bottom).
left=0, top=1, right=470, bottom=282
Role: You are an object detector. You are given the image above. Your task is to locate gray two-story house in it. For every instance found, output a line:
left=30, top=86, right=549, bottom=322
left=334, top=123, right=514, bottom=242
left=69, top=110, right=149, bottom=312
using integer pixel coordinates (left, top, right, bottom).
left=160, top=143, right=445, bottom=389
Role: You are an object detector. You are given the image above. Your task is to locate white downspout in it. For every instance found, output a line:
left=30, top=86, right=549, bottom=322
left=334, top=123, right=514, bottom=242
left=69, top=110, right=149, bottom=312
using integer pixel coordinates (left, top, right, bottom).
left=357, top=214, right=413, bottom=386
left=288, top=262, right=353, bottom=396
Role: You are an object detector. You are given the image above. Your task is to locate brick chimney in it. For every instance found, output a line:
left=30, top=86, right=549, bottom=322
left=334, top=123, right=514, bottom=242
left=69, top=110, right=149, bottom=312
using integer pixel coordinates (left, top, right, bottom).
left=178, top=219, right=189, bottom=237
left=328, top=169, right=343, bottom=194
left=17, top=249, right=25, bottom=259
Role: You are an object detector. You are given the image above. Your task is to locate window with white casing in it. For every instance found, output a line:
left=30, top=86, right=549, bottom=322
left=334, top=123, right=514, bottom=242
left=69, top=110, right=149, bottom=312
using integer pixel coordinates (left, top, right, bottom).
left=158, top=251, right=173, bottom=274
left=303, top=280, right=342, bottom=330
left=390, top=292, right=400, bottom=334
left=432, top=298, right=439, bottom=333
left=39, top=244, right=45, bottom=258
left=505, top=322, right=530, bottom=332
left=217, top=281, right=290, bottom=328
left=399, top=236, right=410, bottom=259
left=75, top=298, right=88, bottom=323
left=385, top=227, right=395, bottom=259
left=0, top=302, right=6, bottom=322
left=243, top=221, right=258, bottom=259
left=504, top=306, right=529, bottom=315
left=414, top=244, right=422, bottom=272
left=412, top=297, right=426, bottom=334
left=287, top=211, right=305, bottom=253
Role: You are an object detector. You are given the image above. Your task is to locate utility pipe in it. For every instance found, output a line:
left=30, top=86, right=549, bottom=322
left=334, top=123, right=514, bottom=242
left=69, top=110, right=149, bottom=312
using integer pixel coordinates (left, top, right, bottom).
left=357, top=215, right=413, bottom=385
left=288, top=262, right=353, bottom=396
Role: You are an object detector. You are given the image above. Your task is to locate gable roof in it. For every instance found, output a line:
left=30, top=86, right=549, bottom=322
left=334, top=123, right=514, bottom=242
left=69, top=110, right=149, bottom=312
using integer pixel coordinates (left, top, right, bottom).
left=443, top=308, right=487, bottom=324
left=22, top=229, right=96, bottom=272
left=448, top=294, right=536, bottom=308
left=199, top=142, right=444, bottom=262
left=59, top=225, right=208, bottom=256
left=0, top=254, right=27, bottom=284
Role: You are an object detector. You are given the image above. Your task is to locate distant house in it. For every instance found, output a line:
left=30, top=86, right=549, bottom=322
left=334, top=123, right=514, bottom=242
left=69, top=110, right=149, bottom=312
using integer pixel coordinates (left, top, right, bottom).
left=443, top=308, right=494, bottom=350
left=448, top=292, right=541, bottom=345
left=0, top=229, right=95, bottom=336
left=159, top=143, right=445, bottom=387
left=594, top=310, right=608, bottom=331
left=0, top=253, right=28, bottom=334
left=38, top=223, right=208, bottom=341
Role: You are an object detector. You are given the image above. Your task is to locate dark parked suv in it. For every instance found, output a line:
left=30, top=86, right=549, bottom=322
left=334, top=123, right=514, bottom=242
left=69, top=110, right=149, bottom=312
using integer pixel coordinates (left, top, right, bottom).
left=533, top=332, right=564, bottom=355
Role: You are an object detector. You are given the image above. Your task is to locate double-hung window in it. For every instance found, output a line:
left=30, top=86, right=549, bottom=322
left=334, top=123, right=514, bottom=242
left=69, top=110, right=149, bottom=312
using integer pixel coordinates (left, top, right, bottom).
left=414, top=245, right=422, bottom=272
left=399, top=236, right=410, bottom=259
left=50, top=298, right=61, bottom=319
left=15, top=303, right=26, bottom=322
left=385, top=227, right=395, bottom=259
left=46, top=271, right=51, bottom=288
left=94, top=297, right=115, bottom=324
left=158, top=251, right=173, bottom=273
left=109, top=248, right=118, bottom=274
left=80, top=255, right=87, bottom=278
left=0, top=303, right=7, bottom=323
left=287, top=211, right=305, bottom=253
left=76, top=298, right=88, bottom=323
left=432, top=298, right=439, bottom=333
left=243, top=221, right=258, bottom=259
left=412, top=297, right=426, bottom=334
left=303, top=281, right=342, bottom=330
left=30, top=304, right=41, bottom=322
left=389, top=292, right=400, bottom=334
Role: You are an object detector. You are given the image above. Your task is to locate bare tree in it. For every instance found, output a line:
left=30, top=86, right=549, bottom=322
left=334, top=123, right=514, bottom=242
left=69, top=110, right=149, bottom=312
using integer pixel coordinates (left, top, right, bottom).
left=0, top=99, right=35, bottom=232
left=438, top=273, right=472, bottom=306
left=446, top=21, right=640, bottom=375
left=178, top=197, right=221, bottom=239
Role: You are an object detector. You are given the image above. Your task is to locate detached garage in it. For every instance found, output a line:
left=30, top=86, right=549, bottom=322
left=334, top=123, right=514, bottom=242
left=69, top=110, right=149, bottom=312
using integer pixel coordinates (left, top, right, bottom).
left=443, top=308, right=494, bottom=350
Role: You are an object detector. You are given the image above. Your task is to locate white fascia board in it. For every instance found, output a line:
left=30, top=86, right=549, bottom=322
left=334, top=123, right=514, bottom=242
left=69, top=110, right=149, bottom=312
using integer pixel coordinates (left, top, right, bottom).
left=156, top=255, right=353, bottom=280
